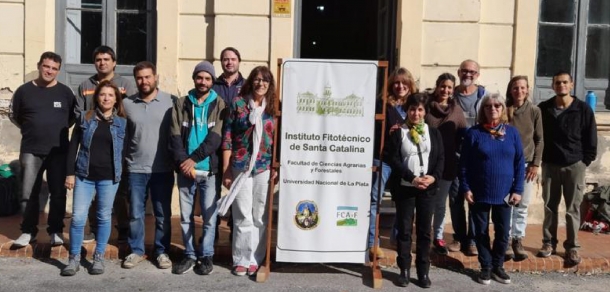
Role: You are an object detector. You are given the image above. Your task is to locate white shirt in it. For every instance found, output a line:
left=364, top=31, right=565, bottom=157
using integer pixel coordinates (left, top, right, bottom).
left=399, top=123, right=431, bottom=186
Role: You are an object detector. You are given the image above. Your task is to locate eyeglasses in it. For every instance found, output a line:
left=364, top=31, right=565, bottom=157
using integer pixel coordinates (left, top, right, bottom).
left=253, top=78, right=270, bottom=84
left=460, top=69, right=478, bottom=75
left=484, top=104, right=502, bottom=109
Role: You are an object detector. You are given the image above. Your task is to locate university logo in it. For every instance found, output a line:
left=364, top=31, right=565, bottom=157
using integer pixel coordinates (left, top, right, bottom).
left=294, top=200, right=319, bottom=230
left=336, top=206, right=357, bottom=226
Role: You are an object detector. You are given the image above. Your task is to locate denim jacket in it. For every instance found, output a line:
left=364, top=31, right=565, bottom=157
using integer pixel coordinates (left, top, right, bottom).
left=71, top=111, right=127, bottom=183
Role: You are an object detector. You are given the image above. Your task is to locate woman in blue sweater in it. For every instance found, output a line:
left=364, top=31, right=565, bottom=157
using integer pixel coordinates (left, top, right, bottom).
left=459, top=93, right=524, bottom=285
left=61, top=81, right=127, bottom=276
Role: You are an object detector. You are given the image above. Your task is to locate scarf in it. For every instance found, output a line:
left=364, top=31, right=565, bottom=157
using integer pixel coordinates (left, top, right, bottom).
left=95, top=108, right=115, bottom=123
left=483, top=122, right=506, bottom=140
left=217, top=96, right=267, bottom=216
left=406, top=120, right=425, bottom=145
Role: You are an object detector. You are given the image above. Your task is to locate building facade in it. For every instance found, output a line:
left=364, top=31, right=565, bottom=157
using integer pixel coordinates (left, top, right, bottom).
left=1, top=0, right=609, bottom=221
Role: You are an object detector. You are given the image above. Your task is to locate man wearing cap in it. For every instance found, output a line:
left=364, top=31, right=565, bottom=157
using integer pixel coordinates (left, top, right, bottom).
left=169, top=61, right=227, bottom=275
left=121, top=61, right=176, bottom=270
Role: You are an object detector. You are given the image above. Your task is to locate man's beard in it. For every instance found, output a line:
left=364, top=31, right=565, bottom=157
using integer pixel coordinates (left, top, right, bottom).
left=461, top=79, right=473, bottom=87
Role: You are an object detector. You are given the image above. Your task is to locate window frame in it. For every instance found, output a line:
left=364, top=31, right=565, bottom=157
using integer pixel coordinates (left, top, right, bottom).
left=55, top=0, right=156, bottom=92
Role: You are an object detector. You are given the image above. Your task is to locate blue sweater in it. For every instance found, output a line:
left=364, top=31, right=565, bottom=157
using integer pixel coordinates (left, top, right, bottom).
left=459, top=124, right=525, bottom=205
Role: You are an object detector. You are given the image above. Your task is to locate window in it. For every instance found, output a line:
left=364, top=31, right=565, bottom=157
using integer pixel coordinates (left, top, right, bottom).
left=56, top=0, right=156, bottom=90
left=534, top=0, right=610, bottom=110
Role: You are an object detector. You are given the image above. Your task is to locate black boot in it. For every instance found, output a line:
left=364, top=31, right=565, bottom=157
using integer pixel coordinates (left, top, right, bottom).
left=418, top=274, right=431, bottom=288
left=396, top=269, right=410, bottom=287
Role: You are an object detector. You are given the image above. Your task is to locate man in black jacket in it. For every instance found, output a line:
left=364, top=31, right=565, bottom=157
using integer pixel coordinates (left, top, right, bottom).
left=537, top=71, right=597, bottom=266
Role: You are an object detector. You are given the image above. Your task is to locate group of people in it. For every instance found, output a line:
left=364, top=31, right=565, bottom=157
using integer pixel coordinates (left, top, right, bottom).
left=9, top=47, right=277, bottom=278
left=9, top=50, right=597, bottom=284
left=368, top=60, right=597, bottom=287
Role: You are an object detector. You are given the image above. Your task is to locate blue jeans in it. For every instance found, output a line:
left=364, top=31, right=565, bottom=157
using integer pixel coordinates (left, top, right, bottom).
left=449, top=177, right=475, bottom=246
left=432, top=179, right=452, bottom=240
left=509, top=164, right=535, bottom=239
left=70, top=177, right=118, bottom=256
left=368, top=159, right=392, bottom=248
left=471, top=202, right=511, bottom=269
left=128, top=172, right=174, bottom=256
left=178, top=174, right=218, bottom=259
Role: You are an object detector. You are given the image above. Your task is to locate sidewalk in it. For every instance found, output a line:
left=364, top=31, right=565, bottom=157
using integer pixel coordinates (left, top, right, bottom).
left=0, top=213, right=608, bottom=274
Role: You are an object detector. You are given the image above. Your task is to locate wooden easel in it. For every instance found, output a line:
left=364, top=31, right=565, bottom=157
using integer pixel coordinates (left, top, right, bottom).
left=371, top=61, right=389, bottom=289
left=256, top=60, right=390, bottom=289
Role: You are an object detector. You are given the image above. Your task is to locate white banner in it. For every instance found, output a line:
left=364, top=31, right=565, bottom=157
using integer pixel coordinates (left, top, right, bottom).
left=276, top=59, right=377, bottom=263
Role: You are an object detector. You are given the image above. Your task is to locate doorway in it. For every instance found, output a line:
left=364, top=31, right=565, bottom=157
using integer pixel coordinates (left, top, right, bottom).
left=297, top=0, right=397, bottom=69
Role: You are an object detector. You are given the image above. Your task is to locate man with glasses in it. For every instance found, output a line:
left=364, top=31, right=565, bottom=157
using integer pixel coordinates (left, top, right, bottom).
left=536, top=71, right=597, bottom=266
left=447, top=59, right=487, bottom=256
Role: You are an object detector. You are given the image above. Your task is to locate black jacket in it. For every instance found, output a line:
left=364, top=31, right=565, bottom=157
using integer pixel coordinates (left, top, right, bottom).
left=373, top=98, right=406, bottom=160
left=538, top=96, right=597, bottom=166
left=384, top=125, right=444, bottom=200
left=169, top=94, right=228, bottom=174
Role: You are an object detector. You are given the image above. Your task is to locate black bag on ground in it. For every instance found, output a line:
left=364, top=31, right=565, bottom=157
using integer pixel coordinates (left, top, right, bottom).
left=0, top=176, right=19, bottom=216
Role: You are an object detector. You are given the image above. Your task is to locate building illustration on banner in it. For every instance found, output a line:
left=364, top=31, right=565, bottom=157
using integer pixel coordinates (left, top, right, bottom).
left=294, top=200, right=319, bottom=230
left=296, top=85, right=364, bottom=116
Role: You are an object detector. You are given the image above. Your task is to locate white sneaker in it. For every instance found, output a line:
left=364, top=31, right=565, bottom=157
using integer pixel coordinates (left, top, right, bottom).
left=13, top=233, right=34, bottom=247
left=50, top=233, right=64, bottom=246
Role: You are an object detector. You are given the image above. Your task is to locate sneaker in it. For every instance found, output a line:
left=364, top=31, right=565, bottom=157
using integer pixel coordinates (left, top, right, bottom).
left=156, top=253, right=172, bottom=269
left=82, top=232, right=95, bottom=244
left=122, top=253, right=145, bottom=269
left=232, top=265, right=247, bottom=276
left=247, top=264, right=258, bottom=276
left=536, top=243, right=555, bottom=258
left=465, top=244, right=478, bottom=256
left=194, top=256, right=214, bottom=275
left=60, top=254, right=80, bottom=276
left=512, top=238, right=529, bottom=261
left=433, top=239, right=448, bottom=255
left=446, top=240, right=461, bottom=252
left=172, top=257, right=196, bottom=274
left=369, top=246, right=386, bottom=259
left=89, top=253, right=105, bottom=275
left=491, top=267, right=511, bottom=284
left=50, top=233, right=64, bottom=246
left=478, top=268, right=491, bottom=285
left=13, top=233, right=35, bottom=248
left=565, top=249, right=582, bottom=266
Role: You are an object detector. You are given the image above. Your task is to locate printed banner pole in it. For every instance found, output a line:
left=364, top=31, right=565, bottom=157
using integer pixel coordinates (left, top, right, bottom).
left=371, top=60, right=389, bottom=289
left=256, top=58, right=284, bottom=283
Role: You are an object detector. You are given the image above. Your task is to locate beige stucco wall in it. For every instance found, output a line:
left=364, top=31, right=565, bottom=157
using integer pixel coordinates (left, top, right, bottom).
left=400, top=0, right=521, bottom=93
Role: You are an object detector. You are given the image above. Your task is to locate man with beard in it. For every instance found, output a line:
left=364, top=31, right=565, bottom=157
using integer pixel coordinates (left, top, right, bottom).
left=536, top=71, right=597, bottom=266
left=212, top=47, right=245, bottom=242
left=121, top=61, right=177, bottom=270
left=446, top=59, right=487, bottom=256
left=76, top=45, right=136, bottom=243
left=213, top=47, right=244, bottom=104
left=10, top=52, right=76, bottom=247
left=170, top=61, right=227, bottom=275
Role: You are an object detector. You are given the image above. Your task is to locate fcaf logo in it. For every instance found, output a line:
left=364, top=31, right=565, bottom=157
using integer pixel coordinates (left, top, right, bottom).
left=336, top=206, right=357, bottom=226
left=294, top=200, right=319, bottom=230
